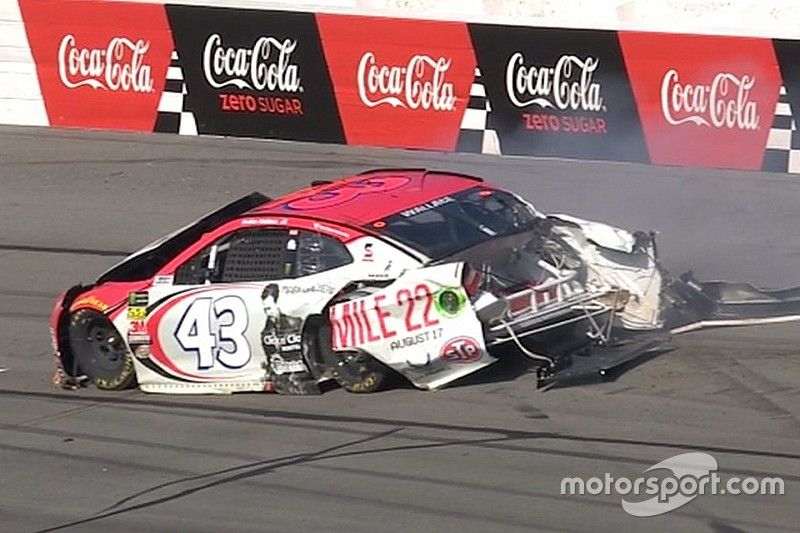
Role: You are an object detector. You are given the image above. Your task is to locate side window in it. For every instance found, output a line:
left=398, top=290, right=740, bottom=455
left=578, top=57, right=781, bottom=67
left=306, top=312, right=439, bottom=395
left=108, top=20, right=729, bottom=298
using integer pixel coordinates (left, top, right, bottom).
left=292, top=230, right=353, bottom=277
left=173, top=228, right=352, bottom=284
left=174, top=229, right=292, bottom=284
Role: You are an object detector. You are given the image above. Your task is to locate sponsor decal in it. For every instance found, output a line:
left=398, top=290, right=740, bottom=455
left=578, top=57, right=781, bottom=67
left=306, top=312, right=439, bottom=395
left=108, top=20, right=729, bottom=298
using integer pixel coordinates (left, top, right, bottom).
left=434, top=288, right=466, bottom=318
left=469, top=25, right=647, bottom=161
left=282, top=284, right=337, bottom=295
left=20, top=0, right=172, bottom=131
left=153, top=275, right=174, bottom=286
left=389, top=328, right=444, bottom=351
left=268, top=354, right=307, bottom=375
left=127, top=306, right=148, bottom=320
left=240, top=217, right=289, bottom=226
left=128, top=321, right=151, bottom=345
left=72, top=295, right=110, bottom=313
left=128, top=292, right=149, bottom=307
left=357, top=52, right=456, bottom=111
left=166, top=5, right=344, bottom=142
left=261, top=283, right=306, bottom=376
left=317, top=14, right=475, bottom=150
left=263, top=332, right=301, bottom=351
left=58, top=35, right=154, bottom=93
left=507, top=53, right=602, bottom=112
left=363, top=243, right=374, bottom=262
left=399, top=196, right=455, bottom=218
left=203, top=34, right=301, bottom=93
left=440, top=336, right=482, bottom=363
left=660, top=70, right=758, bottom=129
left=330, top=282, right=440, bottom=350
left=619, top=32, right=780, bottom=170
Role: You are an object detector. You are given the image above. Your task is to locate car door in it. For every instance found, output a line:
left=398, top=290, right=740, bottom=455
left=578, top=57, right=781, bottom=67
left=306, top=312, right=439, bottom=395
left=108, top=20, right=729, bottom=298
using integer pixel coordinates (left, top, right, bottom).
left=136, top=226, right=354, bottom=392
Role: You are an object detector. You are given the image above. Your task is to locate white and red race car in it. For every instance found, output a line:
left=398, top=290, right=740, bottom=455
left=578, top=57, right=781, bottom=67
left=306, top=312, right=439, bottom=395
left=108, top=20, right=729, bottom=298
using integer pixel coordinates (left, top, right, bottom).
left=51, top=169, right=800, bottom=394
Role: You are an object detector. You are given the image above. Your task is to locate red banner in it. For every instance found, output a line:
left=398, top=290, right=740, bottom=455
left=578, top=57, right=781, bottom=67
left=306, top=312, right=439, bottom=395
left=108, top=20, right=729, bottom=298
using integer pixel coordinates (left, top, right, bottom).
left=619, top=32, right=781, bottom=170
left=20, top=0, right=173, bottom=132
left=316, top=14, right=476, bottom=151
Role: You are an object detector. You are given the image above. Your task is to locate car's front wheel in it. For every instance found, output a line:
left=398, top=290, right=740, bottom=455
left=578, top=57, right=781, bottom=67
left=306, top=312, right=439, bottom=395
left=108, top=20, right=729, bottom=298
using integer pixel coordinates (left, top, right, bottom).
left=68, top=309, right=136, bottom=390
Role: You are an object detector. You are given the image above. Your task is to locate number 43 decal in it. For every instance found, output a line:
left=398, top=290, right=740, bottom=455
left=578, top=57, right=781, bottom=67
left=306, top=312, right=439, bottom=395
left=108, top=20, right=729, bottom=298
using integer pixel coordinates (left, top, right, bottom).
left=175, top=296, right=251, bottom=370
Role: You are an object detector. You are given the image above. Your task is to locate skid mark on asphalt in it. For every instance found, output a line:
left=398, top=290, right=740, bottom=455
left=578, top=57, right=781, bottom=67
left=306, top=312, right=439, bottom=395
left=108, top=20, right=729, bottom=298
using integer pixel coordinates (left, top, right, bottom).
left=34, top=427, right=404, bottom=533
left=693, top=347, right=800, bottom=432
left=3, top=389, right=798, bottom=471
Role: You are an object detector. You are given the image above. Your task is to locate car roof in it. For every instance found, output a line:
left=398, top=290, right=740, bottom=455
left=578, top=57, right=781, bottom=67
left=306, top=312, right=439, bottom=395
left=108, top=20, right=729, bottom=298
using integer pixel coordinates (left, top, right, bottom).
left=246, top=169, right=484, bottom=227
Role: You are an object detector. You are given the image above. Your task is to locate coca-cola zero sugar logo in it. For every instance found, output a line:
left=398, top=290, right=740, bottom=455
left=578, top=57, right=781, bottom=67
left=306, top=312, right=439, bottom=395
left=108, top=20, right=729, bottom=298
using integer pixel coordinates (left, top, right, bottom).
left=20, top=0, right=172, bottom=131
left=506, top=53, right=603, bottom=112
left=620, top=32, right=780, bottom=170
left=166, top=5, right=343, bottom=142
left=202, top=34, right=302, bottom=93
left=58, top=34, right=154, bottom=93
left=468, top=25, right=648, bottom=162
left=317, top=14, right=475, bottom=150
left=357, top=52, right=455, bottom=111
left=660, top=69, right=758, bottom=130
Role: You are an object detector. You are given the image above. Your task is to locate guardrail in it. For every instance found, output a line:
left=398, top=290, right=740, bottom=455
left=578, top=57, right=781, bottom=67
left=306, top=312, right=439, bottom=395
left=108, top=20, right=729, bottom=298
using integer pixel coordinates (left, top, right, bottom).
left=5, top=0, right=800, bottom=173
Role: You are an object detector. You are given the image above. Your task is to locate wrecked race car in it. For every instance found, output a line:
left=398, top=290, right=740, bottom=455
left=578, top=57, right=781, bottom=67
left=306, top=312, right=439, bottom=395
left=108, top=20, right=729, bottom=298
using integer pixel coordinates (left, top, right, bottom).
left=51, top=169, right=800, bottom=394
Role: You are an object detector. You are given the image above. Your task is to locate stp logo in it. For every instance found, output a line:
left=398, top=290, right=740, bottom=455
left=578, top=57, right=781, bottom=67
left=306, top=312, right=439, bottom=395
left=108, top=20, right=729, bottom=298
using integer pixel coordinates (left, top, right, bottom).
left=440, top=337, right=482, bottom=363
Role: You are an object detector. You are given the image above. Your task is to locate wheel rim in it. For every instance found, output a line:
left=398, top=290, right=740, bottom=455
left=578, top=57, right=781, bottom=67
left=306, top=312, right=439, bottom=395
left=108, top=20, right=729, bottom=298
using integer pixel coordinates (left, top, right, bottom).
left=71, top=313, right=128, bottom=379
left=335, top=351, right=370, bottom=384
left=85, top=318, right=125, bottom=372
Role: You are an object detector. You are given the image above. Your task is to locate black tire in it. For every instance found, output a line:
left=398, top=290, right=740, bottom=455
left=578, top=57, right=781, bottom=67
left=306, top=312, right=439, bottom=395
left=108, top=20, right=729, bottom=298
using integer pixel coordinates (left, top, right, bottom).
left=316, top=323, right=393, bottom=393
left=68, top=309, right=136, bottom=390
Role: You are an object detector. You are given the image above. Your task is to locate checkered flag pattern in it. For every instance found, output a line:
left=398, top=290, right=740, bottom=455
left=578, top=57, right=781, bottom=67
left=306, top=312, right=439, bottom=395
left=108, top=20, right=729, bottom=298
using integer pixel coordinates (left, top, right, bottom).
left=762, top=86, right=800, bottom=173
left=154, top=51, right=198, bottom=135
left=456, top=67, right=501, bottom=155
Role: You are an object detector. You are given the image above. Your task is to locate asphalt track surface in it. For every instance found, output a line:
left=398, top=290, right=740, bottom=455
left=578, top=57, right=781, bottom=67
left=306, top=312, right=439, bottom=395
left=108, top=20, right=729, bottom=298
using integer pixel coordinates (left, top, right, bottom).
left=0, top=125, right=798, bottom=532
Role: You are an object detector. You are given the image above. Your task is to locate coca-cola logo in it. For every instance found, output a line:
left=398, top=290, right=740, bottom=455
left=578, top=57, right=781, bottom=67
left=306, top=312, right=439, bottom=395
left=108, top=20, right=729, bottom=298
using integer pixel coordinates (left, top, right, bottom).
left=660, top=69, right=759, bottom=130
left=57, top=34, right=154, bottom=93
left=506, top=53, right=603, bottom=111
left=357, top=52, right=456, bottom=111
left=203, top=33, right=302, bottom=93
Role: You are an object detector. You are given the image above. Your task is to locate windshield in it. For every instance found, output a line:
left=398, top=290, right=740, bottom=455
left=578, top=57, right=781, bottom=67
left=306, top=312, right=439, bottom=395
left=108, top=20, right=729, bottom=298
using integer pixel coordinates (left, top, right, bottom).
left=378, top=187, right=541, bottom=259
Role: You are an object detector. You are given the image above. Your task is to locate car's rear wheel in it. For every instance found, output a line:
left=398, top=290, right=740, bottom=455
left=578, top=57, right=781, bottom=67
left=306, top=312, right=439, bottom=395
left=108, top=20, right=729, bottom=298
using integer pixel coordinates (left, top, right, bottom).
left=315, top=323, right=393, bottom=393
left=68, top=309, right=136, bottom=390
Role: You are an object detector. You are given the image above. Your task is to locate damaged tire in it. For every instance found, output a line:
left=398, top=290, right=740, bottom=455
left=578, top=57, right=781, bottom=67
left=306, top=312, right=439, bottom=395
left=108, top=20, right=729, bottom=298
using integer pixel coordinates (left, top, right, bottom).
left=68, top=309, right=136, bottom=390
left=316, top=323, right=393, bottom=393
